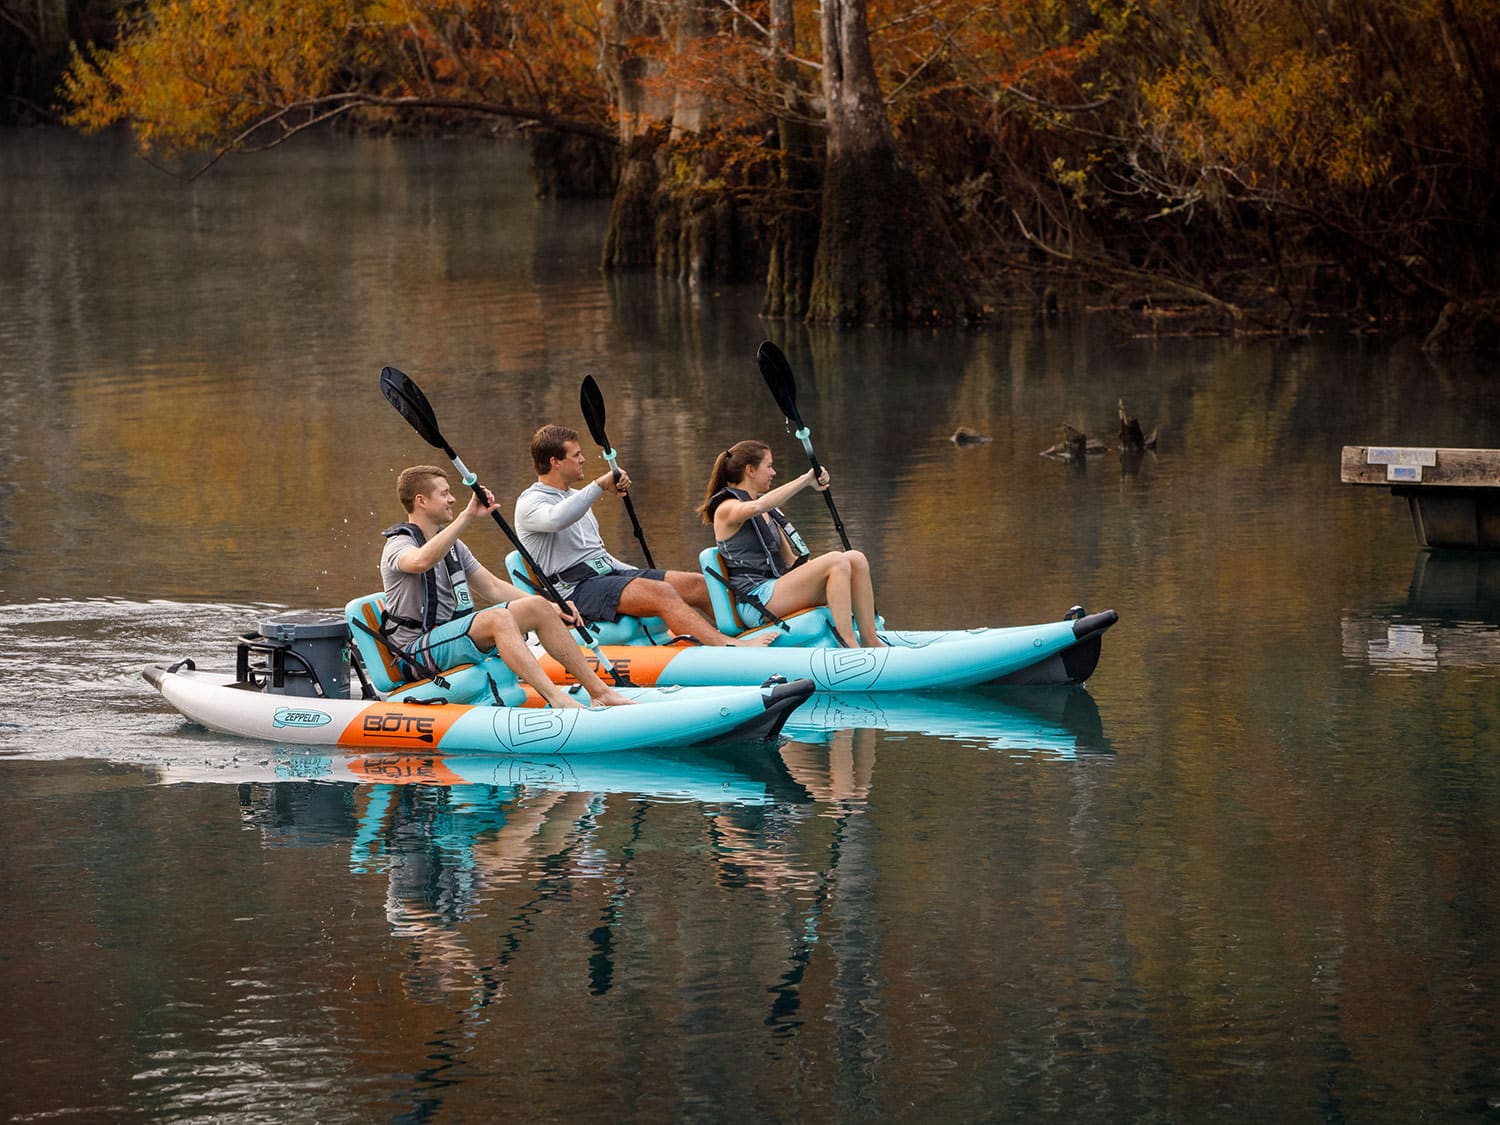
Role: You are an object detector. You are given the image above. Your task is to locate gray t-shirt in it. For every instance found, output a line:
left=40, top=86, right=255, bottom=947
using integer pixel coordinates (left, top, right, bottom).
left=379, top=531, right=481, bottom=649
left=514, top=481, right=630, bottom=594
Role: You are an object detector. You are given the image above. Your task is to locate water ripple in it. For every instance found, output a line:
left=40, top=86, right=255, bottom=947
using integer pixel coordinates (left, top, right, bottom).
left=0, top=597, right=277, bottom=765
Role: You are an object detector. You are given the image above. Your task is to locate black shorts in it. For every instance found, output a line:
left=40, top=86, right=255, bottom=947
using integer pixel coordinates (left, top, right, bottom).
left=569, top=568, right=666, bottom=622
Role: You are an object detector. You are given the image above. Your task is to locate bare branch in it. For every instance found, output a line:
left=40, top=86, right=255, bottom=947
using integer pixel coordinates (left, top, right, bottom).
left=154, top=93, right=617, bottom=182
left=870, top=1, right=959, bottom=37
left=882, top=18, right=963, bottom=104
left=710, top=0, right=822, bottom=73
left=711, top=0, right=772, bottom=40
left=1001, top=84, right=1112, bottom=114
left=1011, top=206, right=1284, bottom=329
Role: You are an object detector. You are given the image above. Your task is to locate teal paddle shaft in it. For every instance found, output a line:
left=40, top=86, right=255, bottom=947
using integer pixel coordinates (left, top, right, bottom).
left=756, top=341, right=851, bottom=550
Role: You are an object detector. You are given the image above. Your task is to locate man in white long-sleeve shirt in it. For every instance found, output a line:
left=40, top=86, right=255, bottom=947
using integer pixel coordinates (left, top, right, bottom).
left=514, top=424, right=774, bottom=646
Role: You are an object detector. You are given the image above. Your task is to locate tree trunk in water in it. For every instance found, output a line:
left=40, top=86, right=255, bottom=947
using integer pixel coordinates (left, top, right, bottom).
left=808, top=0, right=975, bottom=323
left=603, top=132, right=664, bottom=269
left=763, top=0, right=821, bottom=318
left=600, top=0, right=757, bottom=282
left=600, top=0, right=668, bottom=272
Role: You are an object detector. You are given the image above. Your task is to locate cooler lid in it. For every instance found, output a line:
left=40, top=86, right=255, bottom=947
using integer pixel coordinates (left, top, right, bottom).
left=258, top=610, right=349, bottom=642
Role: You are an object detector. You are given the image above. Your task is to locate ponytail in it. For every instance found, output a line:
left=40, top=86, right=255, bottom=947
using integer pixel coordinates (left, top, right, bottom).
left=697, top=439, right=770, bottom=523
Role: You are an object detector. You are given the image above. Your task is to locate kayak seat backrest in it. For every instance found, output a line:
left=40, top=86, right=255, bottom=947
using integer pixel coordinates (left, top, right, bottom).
left=345, top=593, right=408, bottom=693
left=343, top=592, right=523, bottom=703
left=698, top=547, right=828, bottom=637
left=504, top=549, right=545, bottom=596
left=502, top=549, right=669, bottom=646
left=698, top=547, right=751, bottom=634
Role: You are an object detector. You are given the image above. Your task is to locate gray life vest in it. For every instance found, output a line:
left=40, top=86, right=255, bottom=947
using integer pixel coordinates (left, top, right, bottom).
left=707, top=486, right=809, bottom=596
left=380, top=522, right=474, bottom=632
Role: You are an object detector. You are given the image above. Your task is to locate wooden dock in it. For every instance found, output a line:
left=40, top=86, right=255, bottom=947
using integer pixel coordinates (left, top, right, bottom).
left=1341, top=446, right=1500, bottom=549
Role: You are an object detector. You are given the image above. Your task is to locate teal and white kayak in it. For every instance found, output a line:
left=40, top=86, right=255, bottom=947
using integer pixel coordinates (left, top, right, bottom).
left=144, top=662, right=814, bottom=755
left=530, top=609, right=1119, bottom=692
left=503, top=549, right=1118, bottom=692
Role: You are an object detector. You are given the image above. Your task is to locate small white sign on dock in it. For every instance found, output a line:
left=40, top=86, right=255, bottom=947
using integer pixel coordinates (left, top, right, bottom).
left=1367, top=447, right=1437, bottom=467
left=1387, top=464, right=1423, bottom=482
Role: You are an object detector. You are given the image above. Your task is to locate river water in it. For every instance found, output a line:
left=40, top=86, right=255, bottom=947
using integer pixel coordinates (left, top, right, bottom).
left=2, top=128, right=1498, bottom=1122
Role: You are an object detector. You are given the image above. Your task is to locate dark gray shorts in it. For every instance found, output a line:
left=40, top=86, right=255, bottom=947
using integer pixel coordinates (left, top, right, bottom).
left=570, top=568, right=666, bottom=622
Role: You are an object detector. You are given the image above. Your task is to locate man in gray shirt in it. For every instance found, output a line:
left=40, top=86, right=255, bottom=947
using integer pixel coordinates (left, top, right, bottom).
left=514, top=425, right=773, bottom=646
left=381, top=464, right=633, bottom=706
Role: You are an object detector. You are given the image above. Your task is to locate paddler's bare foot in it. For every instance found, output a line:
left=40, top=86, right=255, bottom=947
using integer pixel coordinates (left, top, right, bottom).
left=546, top=692, right=587, bottom=709
left=591, top=689, right=636, bottom=707
left=731, top=631, right=778, bottom=647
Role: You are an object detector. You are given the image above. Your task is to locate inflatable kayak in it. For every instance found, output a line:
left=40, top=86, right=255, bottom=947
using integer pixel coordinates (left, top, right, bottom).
left=145, top=662, right=812, bottom=754
left=530, top=611, right=1117, bottom=692
left=144, top=609, right=814, bottom=754
left=501, top=549, right=1118, bottom=691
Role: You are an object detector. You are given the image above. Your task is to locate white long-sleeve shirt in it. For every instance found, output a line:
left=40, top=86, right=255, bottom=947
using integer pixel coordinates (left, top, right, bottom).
left=514, top=481, right=632, bottom=592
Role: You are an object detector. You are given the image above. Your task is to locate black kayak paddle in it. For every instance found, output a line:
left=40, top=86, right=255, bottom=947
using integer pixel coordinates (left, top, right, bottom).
left=579, top=374, right=656, bottom=568
left=756, top=340, right=850, bottom=550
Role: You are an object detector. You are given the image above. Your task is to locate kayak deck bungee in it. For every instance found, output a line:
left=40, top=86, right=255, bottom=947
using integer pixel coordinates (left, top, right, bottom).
left=144, top=663, right=815, bottom=754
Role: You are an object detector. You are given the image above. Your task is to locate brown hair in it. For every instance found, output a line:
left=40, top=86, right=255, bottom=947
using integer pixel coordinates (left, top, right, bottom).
left=697, top=440, right=771, bottom=524
left=396, top=465, right=448, bottom=513
left=530, top=424, right=580, bottom=475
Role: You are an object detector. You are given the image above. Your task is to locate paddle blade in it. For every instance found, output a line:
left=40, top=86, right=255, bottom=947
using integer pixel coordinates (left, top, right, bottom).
left=756, top=340, right=803, bottom=427
left=380, top=366, right=450, bottom=453
left=579, top=374, right=610, bottom=449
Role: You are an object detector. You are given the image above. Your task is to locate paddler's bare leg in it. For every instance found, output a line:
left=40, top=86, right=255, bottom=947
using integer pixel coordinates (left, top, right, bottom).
left=845, top=550, right=886, bottom=647
left=468, top=604, right=587, bottom=709
left=616, top=577, right=775, bottom=646
left=505, top=596, right=634, bottom=706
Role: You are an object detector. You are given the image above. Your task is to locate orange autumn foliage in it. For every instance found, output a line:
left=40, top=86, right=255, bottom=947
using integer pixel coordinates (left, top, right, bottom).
left=64, top=0, right=608, bottom=158
left=1141, top=47, right=1391, bottom=193
left=61, top=0, right=1500, bottom=328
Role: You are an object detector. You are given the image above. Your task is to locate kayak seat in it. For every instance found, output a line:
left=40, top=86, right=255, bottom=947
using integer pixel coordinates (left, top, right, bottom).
left=343, top=593, right=524, bottom=704
left=698, top=547, right=751, bottom=634
left=698, top=547, right=832, bottom=639
left=502, top=550, right=669, bottom=645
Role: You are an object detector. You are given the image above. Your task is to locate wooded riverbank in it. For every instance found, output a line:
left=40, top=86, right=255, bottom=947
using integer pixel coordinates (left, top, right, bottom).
left=12, top=0, right=1500, bottom=343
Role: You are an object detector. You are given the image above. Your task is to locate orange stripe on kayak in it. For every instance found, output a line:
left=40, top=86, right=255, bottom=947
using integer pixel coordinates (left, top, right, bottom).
left=338, top=703, right=469, bottom=749
left=536, top=645, right=685, bottom=687
left=342, top=753, right=468, bottom=787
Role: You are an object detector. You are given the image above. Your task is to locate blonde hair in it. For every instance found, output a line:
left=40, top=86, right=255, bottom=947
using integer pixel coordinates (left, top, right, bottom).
left=396, top=465, right=448, bottom=513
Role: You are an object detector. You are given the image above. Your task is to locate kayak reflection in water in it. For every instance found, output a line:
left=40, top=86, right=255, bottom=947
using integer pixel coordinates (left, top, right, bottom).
left=699, top=440, right=886, bottom=649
